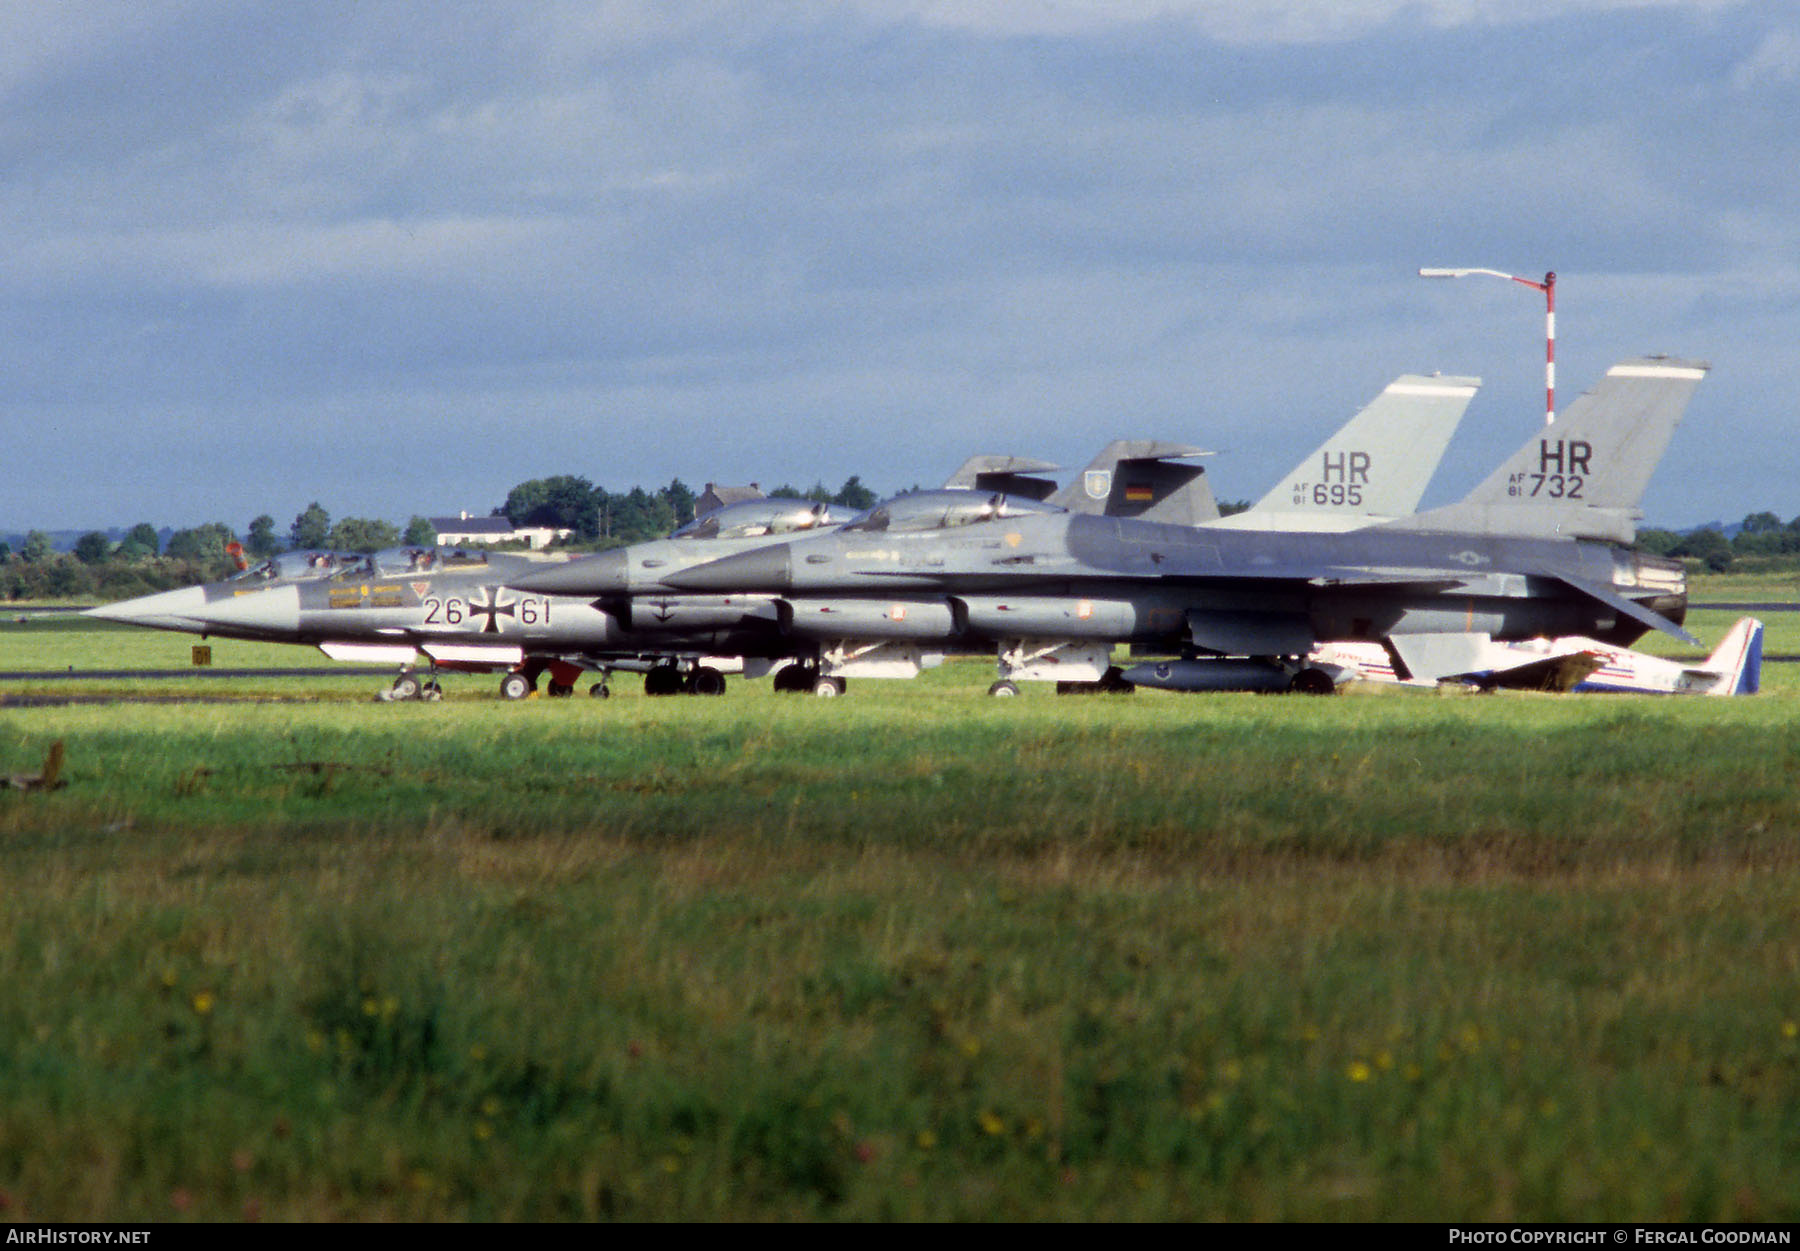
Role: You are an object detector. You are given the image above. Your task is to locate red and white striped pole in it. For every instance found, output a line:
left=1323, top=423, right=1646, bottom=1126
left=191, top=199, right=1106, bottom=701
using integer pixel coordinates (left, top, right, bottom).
left=1419, top=266, right=1558, bottom=424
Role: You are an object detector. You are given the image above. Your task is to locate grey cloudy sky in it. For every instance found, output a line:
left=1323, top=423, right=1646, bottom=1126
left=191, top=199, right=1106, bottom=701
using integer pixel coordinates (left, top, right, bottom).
left=3, top=0, right=1793, bottom=533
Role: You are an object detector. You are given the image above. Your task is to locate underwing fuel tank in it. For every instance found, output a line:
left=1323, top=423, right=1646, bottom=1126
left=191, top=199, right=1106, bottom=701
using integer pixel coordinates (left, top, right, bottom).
left=1122, top=657, right=1342, bottom=694
left=778, top=598, right=959, bottom=641
left=608, top=594, right=777, bottom=633
left=954, top=595, right=1146, bottom=639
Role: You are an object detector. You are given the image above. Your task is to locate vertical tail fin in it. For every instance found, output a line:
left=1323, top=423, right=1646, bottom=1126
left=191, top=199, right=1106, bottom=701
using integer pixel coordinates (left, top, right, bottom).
left=1210, top=373, right=1479, bottom=531
left=1387, top=356, right=1708, bottom=543
left=1698, top=617, right=1762, bottom=695
left=941, top=455, right=1061, bottom=501
left=1048, top=440, right=1219, bottom=526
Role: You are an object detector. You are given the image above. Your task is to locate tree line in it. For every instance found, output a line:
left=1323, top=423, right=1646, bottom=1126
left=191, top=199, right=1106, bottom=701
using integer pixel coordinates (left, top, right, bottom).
left=1, top=507, right=437, bottom=602
left=9, top=482, right=1794, bottom=601
left=497, top=475, right=879, bottom=545
left=1, top=475, right=882, bottom=600
left=1636, top=511, right=1800, bottom=572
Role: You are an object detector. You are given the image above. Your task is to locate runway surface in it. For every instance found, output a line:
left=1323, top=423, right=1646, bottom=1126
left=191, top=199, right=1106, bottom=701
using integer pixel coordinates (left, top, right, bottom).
left=0, top=667, right=383, bottom=681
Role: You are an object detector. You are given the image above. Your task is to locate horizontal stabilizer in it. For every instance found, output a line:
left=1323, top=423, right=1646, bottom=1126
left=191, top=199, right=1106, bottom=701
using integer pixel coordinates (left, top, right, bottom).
left=1543, top=571, right=1698, bottom=645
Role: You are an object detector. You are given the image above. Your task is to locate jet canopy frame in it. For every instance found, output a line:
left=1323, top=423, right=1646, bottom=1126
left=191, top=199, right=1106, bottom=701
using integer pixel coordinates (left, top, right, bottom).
left=842, top=490, right=1065, bottom=534
left=670, top=499, right=857, bottom=541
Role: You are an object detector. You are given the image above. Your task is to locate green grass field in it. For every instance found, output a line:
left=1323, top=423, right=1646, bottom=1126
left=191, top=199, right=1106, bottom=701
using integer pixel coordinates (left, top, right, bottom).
left=2, top=586, right=1798, bottom=1220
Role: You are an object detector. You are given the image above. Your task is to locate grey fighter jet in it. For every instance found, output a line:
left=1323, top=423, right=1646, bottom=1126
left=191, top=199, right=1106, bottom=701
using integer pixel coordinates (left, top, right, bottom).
left=655, top=358, right=1705, bottom=695
left=502, top=446, right=1218, bottom=691
left=85, top=539, right=816, bottom=699
left=507, top=372, right=1481, bottom=693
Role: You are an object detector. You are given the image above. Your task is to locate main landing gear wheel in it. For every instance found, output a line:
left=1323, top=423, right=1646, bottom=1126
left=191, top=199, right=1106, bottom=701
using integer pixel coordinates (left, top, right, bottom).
left=687, top=666, right=727, bottom=697
left=499, top=672, right=534, bottom=701
left=421, top=681, right=443, bottom=702
left=644, top=666, right=685, bottom=697
left=391, top=674, right=422, bottom=700
left=987, top=680, right=1020, bottom=697
left=811, top=676, right=847, bottom=698
left=773, top=664, right=816, bottom=694
left=1290, top=668, right=1337, bottom=696
left=589, top=682, right=610, bottom=699
left=547, top=681, right=575, bottom=698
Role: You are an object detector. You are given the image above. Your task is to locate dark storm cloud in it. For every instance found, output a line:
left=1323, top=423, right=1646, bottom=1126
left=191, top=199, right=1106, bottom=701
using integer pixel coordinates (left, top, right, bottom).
left=0, top=1, right=1790, bottom=531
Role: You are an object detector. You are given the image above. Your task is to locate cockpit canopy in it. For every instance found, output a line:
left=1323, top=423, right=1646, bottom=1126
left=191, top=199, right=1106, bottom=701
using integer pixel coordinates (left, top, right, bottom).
left=231, top=551, right=362, bottom=582
left=332, top=547, right=494, bottom=579
left=841, top=490, right=1063, bottom=534
left=670, top=498, right=857, bottom=541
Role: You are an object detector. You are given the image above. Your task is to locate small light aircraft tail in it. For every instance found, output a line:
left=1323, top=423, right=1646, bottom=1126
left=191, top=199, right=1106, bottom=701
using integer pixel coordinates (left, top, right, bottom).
left=1048, top=440, right=1219, bottom=526
left=1209, top=373, right=1480, bottom=531
left=1691, top=616, right=1762, bottom=695
left=1384, top=356, right=1708, bottom=544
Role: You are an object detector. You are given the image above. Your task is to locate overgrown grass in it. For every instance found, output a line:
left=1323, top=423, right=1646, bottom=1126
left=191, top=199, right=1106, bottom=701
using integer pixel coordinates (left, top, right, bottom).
left=2, top=611, right=1799, bottom=1220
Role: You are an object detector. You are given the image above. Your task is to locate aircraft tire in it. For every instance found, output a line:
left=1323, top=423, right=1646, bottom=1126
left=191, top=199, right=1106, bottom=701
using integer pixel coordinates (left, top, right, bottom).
left=499, top=672, right=533, bottom=701
left=688, top=666, right=727, bottom=697
left=773, top=664, right=814, bottom=693
left=1290, top=668, right=1338, bottom=696
left=547, top=682, right=574, bottom=698
left=590, top=682, right=610, bottom=699
left=811, top=676, right=846, bottom=698
left=987, top=680, right=1020, bottom=698
left=422, top=684, right=443, bottom=703
left=391, top=674, right=422, bottom=700
left=644, top=666, right=685, bottom=697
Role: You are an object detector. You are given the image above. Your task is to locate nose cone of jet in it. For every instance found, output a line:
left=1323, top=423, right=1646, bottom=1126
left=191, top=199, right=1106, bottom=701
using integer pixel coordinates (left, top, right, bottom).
left=661, top=545, right=793, bottom=593
left=194, top=584, right=301, bottom=636
left=507, top=550, right=630, bottom=596
left=85, top=586, right=213, bottom=632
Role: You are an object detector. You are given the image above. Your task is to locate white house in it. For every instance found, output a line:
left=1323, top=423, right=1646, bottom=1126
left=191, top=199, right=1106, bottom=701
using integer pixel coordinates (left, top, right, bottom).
left=429, top=511, right=571, bottom=550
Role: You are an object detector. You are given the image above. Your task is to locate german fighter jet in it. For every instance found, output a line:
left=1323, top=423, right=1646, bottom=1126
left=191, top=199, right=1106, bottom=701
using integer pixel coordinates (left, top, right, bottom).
left=84, top=535, right=826, bottom=699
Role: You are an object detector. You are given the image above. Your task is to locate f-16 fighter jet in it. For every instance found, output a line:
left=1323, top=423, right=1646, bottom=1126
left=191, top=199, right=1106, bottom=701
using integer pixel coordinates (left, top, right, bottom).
left=507, top=372, right=1482, bottom=693
left=656, top=358, right=1705, bottom=695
